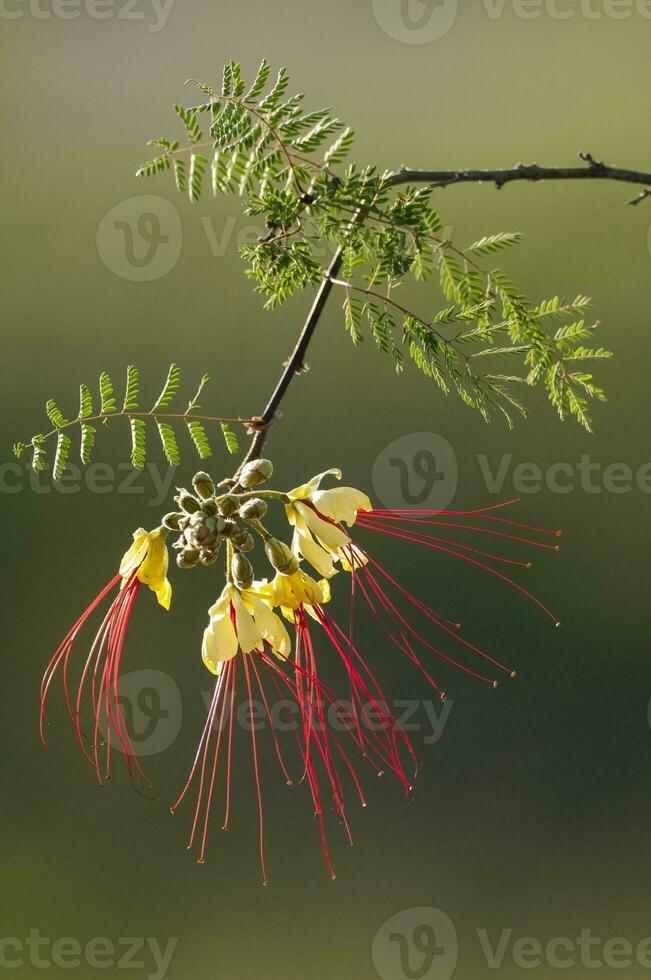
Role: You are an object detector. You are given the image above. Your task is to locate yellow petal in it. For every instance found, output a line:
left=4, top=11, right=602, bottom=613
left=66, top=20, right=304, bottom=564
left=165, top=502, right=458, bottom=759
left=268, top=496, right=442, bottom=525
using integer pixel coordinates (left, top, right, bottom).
left=119, top=528, right=149, bottom=580
left=208, top=585, right=234, bottom=619
left=311, top=486, right=372, bottom=526
left=293, top=526, right=337, bottom=578
left=248, top=595, right=291, bottom=658
left=153, top=577, right=172, bottom=610
left=137, top=529, right=169, bottom=584
left=339, top=542, right=369, bottom=572
left=298, top=502, right=351, bottom=554
left=287, top=468, right=342, bottom=501
left=202, top=612, right=238, bottom=675
left=231, top=590, right=263, bottom=654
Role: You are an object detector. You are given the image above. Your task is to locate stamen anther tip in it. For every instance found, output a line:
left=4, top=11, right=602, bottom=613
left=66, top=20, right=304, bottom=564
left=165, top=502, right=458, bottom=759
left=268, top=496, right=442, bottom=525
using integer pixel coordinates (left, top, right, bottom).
left=555, top=621, right=562, bottom=628
left=197, top=858, right=205, bottom=865
left=510, top=670, right=517, bottom=679
left=492, top=681, right=499, bottom=689
left=555, top=529, right=562, bottom=537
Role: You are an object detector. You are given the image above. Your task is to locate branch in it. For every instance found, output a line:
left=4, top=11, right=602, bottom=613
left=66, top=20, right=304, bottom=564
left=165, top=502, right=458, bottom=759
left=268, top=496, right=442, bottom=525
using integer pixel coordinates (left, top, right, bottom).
left=237, top=152, right=650, bottom=468
left=237, top=247, right=343, bottom=471
left=389, top=153, right=651, bottom=205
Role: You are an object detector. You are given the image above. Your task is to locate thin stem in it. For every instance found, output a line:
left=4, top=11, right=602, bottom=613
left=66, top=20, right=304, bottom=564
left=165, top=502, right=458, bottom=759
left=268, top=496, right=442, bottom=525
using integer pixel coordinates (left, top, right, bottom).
left=388, top=155, right=651, bottom=204
left=35, top=410, right=256, bottom=449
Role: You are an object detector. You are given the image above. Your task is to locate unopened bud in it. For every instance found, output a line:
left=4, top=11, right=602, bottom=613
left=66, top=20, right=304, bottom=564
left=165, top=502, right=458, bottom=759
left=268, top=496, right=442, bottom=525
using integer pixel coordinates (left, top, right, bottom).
left=232, top=529, right=254, bottom=553
left=218, top=494, right=239, bottom=517
left=200, top=499, right=219, bottom=518
left=200, top=547, right=221, bottom=566
left=232, top=552, right=254, bottom=590
left=194, top=520, right=219, bottom=548
left=192, top=471, right=215, bottom=500
left=265, top=537, right=299, bottom=575
left=177, top=548, right=200, bottom=569
left=239, top=458, right=273, bottom=488
left=240, top=497, right=268, bottom=520
left=220, top=519, right=238, bottom=539
left=162, top=512, right=183, bottom=531
left=177, top=491, right=201, bottom=515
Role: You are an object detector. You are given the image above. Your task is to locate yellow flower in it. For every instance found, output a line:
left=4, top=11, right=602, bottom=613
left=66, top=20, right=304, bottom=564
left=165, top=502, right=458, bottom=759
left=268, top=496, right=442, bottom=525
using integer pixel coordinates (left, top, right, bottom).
left=202, top=584, right=291, bottom=676
left=285, top=469, right=371, bottom=578
left=119, top=528, right=172, bottom=610
left=261, top=570, right=331, bottom=621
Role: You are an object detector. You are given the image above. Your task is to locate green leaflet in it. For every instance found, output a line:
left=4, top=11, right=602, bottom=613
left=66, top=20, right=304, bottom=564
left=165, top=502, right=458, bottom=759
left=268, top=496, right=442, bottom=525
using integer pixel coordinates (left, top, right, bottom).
left=15, top=366, right=243, bottom=473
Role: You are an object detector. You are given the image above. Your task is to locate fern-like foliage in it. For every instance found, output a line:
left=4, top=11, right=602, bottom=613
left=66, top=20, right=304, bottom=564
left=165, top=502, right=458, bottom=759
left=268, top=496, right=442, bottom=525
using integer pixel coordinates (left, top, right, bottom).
left=14, top=366, right=243, bottom=476
left=134, top=58, right=612, bottom=430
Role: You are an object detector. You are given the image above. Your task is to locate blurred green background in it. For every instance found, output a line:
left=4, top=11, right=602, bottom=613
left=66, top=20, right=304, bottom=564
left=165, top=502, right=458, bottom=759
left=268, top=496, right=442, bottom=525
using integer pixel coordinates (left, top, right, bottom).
left=1, top=2, right=650, bottom=977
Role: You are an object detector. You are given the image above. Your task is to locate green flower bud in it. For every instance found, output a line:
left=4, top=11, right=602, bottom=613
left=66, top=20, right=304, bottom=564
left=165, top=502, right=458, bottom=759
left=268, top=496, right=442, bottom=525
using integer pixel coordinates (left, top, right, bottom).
left=232, top=552, right=254, bottom=590
left=192, top=471, right=215, bottom=500
left=200, top=547, right=221, bottom=566
left=240, top=497, right=268, bottom=520
left=193, top=521, right=219, bottom=548
left=200, top=499, right=219, bottom=518
left=239, top=458, right=273, bottom=488
left=265, top=537, right=299, bottom=575
left=162, top=512, right=183, bottom=531
left=177, top=548, right=200, bottom=569
left=176, top=491, right=201, bottom=515
left=218, top=494, right=239, bottom=517
left=232, top=529, right=254, bottom=553
left=220, top=519, right=238, bottom=539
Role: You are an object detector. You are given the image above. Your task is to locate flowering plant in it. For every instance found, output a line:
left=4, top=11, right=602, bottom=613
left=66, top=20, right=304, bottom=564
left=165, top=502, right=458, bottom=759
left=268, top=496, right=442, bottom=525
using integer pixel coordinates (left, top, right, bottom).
left=19, top=57, right=649, bottom=881
left=41, top=459, right=560, bottom=881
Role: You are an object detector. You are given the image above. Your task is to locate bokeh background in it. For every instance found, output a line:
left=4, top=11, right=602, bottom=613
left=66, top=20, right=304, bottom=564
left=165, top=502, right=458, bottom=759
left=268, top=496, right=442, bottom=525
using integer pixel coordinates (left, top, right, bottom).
left=2, top=2, right=650, bottom=977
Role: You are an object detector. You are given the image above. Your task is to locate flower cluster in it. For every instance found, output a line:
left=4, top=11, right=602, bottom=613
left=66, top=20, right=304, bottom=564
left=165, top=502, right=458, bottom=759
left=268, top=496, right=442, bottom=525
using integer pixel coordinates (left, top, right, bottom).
left=40, top=459, right=561, bottom=882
